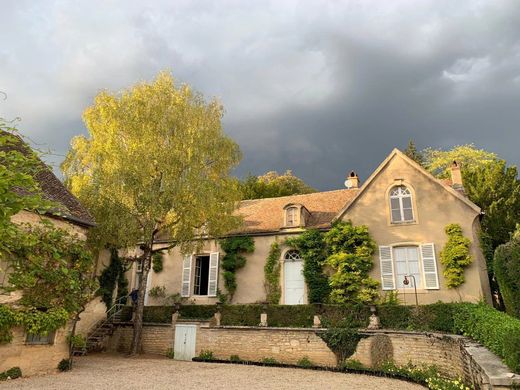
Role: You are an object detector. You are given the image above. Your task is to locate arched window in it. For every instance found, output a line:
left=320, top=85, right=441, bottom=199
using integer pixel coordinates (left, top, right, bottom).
left=285, top=206, right=298, bottom=227
left=389, top=185, right=414, bottom=223
left=284, top=249, right=302, bottom=261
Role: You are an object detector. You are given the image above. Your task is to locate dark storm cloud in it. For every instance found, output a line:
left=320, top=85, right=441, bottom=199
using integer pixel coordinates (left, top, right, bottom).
left=1, top=0, right=520, bottom=189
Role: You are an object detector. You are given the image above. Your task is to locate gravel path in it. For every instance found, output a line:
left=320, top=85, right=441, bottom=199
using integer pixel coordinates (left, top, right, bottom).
left=1, top=354, right=425, bottom=390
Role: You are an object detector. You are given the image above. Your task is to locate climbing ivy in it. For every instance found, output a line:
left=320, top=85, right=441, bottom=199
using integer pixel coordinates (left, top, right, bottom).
left=323, top=221, right=379, bottom=304
left=264, top=242, right=281, bottom=304
left=152, top=252, right=164, bottom=273
left=219, top=236, right=255, bottom=300
left=98, top=248, right=128, bottom=309
left=440, top=224, right=472, bottom=288
left=286, top=229, right=330, bottom=303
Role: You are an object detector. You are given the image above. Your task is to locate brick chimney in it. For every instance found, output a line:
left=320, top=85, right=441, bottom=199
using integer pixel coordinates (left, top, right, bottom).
left=345, top=171, right=360, bottom=189
left=450, top=161, right=465, bottom=193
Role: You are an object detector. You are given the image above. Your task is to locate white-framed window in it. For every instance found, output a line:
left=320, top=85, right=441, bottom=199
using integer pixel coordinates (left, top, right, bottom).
left=26, top=332, right=55, bottom=345
left=393, top=246, right=421, bottom=288
left=379, top=243, right=439, bottom=290
left=389, top=185, right=414, bottom=223
left=284, top=249, right=302, bottom=261
left=181, top=252, right=219, bottom=297
left=286, top=207, right=298, bottom=227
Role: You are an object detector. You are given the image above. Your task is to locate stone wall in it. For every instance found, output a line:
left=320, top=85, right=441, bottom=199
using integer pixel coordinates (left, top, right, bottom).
left=197, top=326, right=337, bottom=366
left=109, top=324, right=520, bottom=389
left=0, top=326, right=69, bottom=376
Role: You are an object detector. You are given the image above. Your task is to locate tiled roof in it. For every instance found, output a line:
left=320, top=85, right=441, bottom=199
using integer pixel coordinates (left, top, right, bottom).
left=1, top=130, right=95, bottom=227
left=231, top=189, right=359, bottom=234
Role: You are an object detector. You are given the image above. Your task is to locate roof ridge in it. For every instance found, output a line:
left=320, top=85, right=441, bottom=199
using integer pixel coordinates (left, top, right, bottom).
left=239, top=188, right=356, bottom=203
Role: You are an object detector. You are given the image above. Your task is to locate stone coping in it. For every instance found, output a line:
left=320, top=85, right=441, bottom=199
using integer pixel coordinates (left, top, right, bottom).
left=203, top=325, right=327, bottom=332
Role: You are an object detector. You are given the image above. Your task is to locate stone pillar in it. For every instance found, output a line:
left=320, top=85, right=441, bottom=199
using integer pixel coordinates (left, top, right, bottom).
left=171, top=312, right=179, bottom=326
left=260, top=312, right=268, bottom=327
left=367, top=305, right=380, bottom=330
left=214, top=311, right=221, bottom=327
left=312, top=315, right=321, bottom=328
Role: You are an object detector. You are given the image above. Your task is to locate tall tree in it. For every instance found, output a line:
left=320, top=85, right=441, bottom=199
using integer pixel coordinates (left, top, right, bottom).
left=404, top=139, right=424, bottom=166
left=240, top=170, right=315, bottom=199
left=62, top=72, right=242, bottom=354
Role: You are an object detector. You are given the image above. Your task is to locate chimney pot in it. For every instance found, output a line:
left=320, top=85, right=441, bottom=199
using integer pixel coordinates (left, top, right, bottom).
left=345, top=171, right=360, bottom=188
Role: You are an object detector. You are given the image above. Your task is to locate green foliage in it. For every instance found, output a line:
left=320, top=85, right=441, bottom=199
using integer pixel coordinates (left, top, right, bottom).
left=378, top=303, right=457, bottom=333
left=264, top=242, right=281, bottom=304
left=323, top=222, right=379, bottom=304
left=297, top=356, right=313, bottom=368
left=198, top=350, right=215, bottom=361
left=229, top=354, right=241, bottom=362
left=426, top=375, right=473, bottom=390
left=379, top=291, right=400, bottom=305
left=98, top=248, right=128, bottom=309
left=166, top=348, right=175, bottom=359
left=453, top=302, right=520, bottom=373
left=152, top=252, right=164, bottom=273
left=239, top=170, right=316, bottom=200
left=494, top=233, right=520, bottom=317
left=440, top=224, right=472, bottom=288
left=142, top=306, right=175, bottom=323
left=404, top=139, right=424, bottom=166
left=219, top=236, right=255, bottom=300
left=319, top=326, right=364, bottom=362
left=57, top=359, right=71, bottom=372
left=0, top=120, right=49, bottom=257
left=423, top=144, right=498, bottom=179
left=178, top=305, right=217, bottom=319
left=342, top=359, right=364, bottom=370
left=261, top=357, right=278, bottom=364
left=148, top=286, right=167, bottom=298
left=0, top=367, right=22, bottom=381
left=67, top=333, right=86, bottom=349
left=286, top=229, right=330, bottom=303
left=0, top=305, right=18, bottom=343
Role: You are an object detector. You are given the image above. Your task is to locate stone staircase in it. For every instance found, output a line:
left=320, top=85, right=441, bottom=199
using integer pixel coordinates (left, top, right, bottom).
left=72, top=298, right=127, bottom=356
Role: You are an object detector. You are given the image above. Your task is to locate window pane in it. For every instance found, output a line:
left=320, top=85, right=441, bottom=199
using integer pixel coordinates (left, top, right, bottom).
left=391, top=209, right=402, bottom=222
left=403, top=208, right=414, bottom=221
left=402, top=196, right=412, bottom=209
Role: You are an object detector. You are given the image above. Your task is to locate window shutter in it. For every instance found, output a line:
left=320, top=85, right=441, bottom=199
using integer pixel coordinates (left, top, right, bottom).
left=379, top=246, right=395, bottom=290
left=421, top=243, right=439, bottom=289
left=181, top=255, right=192, bottom=297
left=208, top=252, right=219, bottom=297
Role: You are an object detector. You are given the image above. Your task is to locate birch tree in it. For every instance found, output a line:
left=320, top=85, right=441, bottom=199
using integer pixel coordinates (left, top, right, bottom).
left=62, top=72, right=242, bottom=354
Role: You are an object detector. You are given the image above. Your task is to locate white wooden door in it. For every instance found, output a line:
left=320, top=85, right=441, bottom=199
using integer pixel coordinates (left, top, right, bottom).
left=174, top=324, right=197, bottom=361
left=284, top=260, right=304, bottom=304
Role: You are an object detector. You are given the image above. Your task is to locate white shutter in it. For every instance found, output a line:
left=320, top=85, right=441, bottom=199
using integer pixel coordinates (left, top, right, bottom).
left=421, top=243, right=439, bottom=289
left=208, top=252, right=219, bottom=297
left=181, top=255, right=192, bottom=297
left=379, top=246, right=395, bottom=290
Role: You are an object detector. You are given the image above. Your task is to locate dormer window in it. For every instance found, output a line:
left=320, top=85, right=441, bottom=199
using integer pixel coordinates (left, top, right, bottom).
left=389, top=185, right=414, bottom=223
left=286, top=207, right=298, bottom=227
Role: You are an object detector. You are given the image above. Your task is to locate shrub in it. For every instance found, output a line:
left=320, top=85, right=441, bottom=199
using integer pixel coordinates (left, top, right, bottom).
left=297, top=356, right=313, bottom=368
left=341, top=359, right=364, bottom=370
left=152, top=252, right=164, bottom=273
left=319, top=326, right=364, bottom=362
left=220, top=305, right=263, bottom=326
left=166, top=348, right=175, bottom=359
left=440, top=224, right=472, bottom=288
left=148, top=286, right=167, bottom=299
left=261, top=357, right=278, bottom=365
left=178, top=305, right=217, bottom=319
left=67, top=333, right=86, bottom=349
left=142, top=306, right=175, bottom=323
left=198, top=350, right=215, bottom=361
left=453, top=303, right=520, bottom=373
left=0, top=367, right=22, bottom=381
left=57, top=359, right=71, bottom=372
left=229, top=354, right=241, bottom=362
left=426, top=375, right=473, bottom=390
left=494, top=236, right=520, bottom=318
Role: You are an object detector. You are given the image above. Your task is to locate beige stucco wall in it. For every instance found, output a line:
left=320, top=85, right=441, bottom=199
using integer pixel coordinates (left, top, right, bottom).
left=0, top=325, right=70, bottom=376
left=10, top=210, right=88, bottom=239
left=340, top=153, right=492, bottom=304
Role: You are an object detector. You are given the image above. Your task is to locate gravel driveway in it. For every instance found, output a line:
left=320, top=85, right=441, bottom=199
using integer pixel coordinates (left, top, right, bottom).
left=1, top=354, right=425, bottom=390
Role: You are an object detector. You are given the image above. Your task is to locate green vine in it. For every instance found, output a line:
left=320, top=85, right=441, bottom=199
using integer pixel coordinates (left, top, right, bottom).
left=220, top=236, right=255, bottom=300
left=440, top=224, right=472, bottom=288
left=152, top=252, right=164, bottom=273
left=98, top=248, right=128, bottom=309
left=286, top=229, right=330, bottom=303
left=324, top=221, right=379, bottom=304
left=264, top=242, right=281, bottom=304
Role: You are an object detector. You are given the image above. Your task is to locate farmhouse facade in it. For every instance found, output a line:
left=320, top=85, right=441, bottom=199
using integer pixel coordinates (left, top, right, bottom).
left=135, top=149, right=492, bottom=306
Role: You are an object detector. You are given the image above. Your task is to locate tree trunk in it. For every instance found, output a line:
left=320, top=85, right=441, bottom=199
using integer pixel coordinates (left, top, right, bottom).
left=129, top=245, right=152, bottom=355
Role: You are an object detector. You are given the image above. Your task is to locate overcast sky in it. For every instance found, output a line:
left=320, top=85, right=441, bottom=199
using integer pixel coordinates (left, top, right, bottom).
left=1, top=0, right=520, bottom=190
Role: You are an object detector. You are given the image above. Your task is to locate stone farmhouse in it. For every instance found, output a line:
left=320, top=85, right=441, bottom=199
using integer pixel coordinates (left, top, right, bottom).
left=139, top=148, right=492, bottom=306
left=0, top=132, right=98, bottom=375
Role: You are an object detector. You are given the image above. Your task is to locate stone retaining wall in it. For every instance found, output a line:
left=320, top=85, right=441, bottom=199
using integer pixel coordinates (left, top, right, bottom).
left=109, top=323, right=520, bottom=389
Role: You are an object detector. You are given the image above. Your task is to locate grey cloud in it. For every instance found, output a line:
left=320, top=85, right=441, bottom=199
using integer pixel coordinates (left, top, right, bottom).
left=1, top=0, right=520, bottom=189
